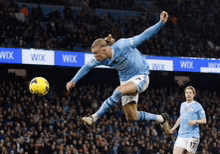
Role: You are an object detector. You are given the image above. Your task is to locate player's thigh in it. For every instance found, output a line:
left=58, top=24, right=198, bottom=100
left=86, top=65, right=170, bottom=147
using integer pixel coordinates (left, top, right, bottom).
left=173, top=137, right=187, bottom=154
left=121, top=91, right=139, bottom=106
left=119, top=75, right=149, bottom=95
left=117, top=81, right=137, bottom=95
left=123, top=101, right=138, bottom=120
left=173, top=146, right=185, bottom=154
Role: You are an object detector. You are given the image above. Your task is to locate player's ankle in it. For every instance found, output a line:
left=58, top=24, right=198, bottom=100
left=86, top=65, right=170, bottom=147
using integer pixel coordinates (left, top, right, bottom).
left=156, top=115, right=164, bottom=123
left=91, top=113, right=99, bottom=122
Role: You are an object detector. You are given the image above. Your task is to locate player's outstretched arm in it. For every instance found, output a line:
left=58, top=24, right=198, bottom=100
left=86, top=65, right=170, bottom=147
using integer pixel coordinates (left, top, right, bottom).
left=170, top=117, right=181, bottom=134
left=131, top=11, right=169, bottom=48
left=66, top=58, right=98, bottom=91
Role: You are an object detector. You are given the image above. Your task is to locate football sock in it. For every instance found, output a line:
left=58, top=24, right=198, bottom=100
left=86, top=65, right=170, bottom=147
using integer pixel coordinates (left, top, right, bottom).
left=91, top=113, right=99, bottom=122
left=96, top=89, right=123, bottom=117
left=156, top=115, right=164, bottom=123
left=138, top=111, right=160, bottom=122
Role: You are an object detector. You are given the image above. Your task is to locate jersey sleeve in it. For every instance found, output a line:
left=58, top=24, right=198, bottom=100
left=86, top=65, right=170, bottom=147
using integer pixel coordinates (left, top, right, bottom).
left=71, top=57, right=100, bottom=83
left=197, top=104, right=206, bottom=119
left=129, top=21, right=165, bottom=48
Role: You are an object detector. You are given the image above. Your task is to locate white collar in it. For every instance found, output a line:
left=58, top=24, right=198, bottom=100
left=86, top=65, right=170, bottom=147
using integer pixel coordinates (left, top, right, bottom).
left=186, top=101, right=195, bottom=106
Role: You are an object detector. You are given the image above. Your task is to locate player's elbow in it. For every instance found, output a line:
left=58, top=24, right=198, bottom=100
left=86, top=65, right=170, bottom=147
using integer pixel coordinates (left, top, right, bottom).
left=202, top=118, right=207, bottom=124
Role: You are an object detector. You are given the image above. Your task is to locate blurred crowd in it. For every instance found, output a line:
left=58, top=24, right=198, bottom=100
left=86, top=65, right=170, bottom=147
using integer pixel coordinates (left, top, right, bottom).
left=0, top=0, right=219, bottom=58
left=1, top=0, right=220, bottom=154
left=17, top=0, right=136, bottom=11
left=0, top=73, right=219, bottom=153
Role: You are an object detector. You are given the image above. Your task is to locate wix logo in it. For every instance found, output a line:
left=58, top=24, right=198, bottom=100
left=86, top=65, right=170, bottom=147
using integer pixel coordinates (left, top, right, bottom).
left=62, top=55, right=77, bottom=63
left=31, top=54, right=45, bottom=61
left=0, top=51, right=14, bottom=60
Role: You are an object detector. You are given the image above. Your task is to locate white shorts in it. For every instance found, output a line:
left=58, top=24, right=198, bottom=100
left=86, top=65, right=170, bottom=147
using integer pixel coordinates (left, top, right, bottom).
left=120, top=75, right=149, bottom=106
left=174, top=137, right=200, bottom=153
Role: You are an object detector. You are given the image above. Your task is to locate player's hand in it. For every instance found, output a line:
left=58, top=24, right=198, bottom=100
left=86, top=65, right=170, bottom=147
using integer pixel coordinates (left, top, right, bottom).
left=66, top=81, right=75, bottom=92
left=160, top=11, right=169, bottom=24
left=189, top=120, right=197, bottom=126
left=169, top=128, right=175, bottom=134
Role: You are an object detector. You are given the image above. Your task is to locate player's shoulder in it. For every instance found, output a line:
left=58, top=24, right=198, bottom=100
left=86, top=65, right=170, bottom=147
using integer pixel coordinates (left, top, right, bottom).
left=180, top=102, right=187, bottom=109
left=181, top=102, right=187, bottom=106
left=114, top=38, right=130, bottom=46
left=193, top=101, right=203, bottom=107
left=111, top=38, right=130, bottom=54
left=116, top=38, right=127, bottom=42
left=194, top=101, right=200, bottom=104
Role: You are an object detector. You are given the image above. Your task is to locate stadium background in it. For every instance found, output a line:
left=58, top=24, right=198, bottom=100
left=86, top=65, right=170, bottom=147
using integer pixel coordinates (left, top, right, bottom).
left=0, top=0, right=220, bottom=153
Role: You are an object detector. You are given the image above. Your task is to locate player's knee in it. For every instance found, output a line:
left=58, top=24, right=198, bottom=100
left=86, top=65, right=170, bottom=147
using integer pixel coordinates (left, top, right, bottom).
left=116, top=86, right=124, bottom=94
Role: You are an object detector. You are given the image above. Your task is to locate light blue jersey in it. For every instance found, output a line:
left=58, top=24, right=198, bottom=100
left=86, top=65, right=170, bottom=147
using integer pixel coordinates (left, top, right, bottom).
left=178, top=101, right=206, bottom=138
left=71, top=21, right=165, bottom=83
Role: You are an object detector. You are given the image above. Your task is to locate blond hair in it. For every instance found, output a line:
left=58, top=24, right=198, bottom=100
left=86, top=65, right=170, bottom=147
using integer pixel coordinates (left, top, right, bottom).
left=184, top=86, right=196, bottom=95
left=91, top=38, right=107, bottom=49
left=104, top=34, right=115, bottom=46
left=91, top=34, right=115, bottom=49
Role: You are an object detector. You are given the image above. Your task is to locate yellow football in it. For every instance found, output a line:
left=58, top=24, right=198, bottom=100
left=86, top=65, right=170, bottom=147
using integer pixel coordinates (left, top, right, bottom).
left=29, top=77, right=49, bottom=96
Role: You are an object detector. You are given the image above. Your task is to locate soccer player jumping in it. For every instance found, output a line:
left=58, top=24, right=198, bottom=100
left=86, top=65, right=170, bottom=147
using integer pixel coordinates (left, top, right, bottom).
left=66, top=11, right=170, bottom=133
left=170, top=86, right=207, bottom=154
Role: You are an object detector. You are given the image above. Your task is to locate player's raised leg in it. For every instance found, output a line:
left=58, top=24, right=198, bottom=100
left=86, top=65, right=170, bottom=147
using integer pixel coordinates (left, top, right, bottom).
left=82, top=81, right=137, bottom=126
left=82, top=88, right=123, bottom=126
left=121, top=75, right=171, bottom=134
left=82, top=74, right=171, bottom=135
left=122, top=101, right=171, bottom=134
